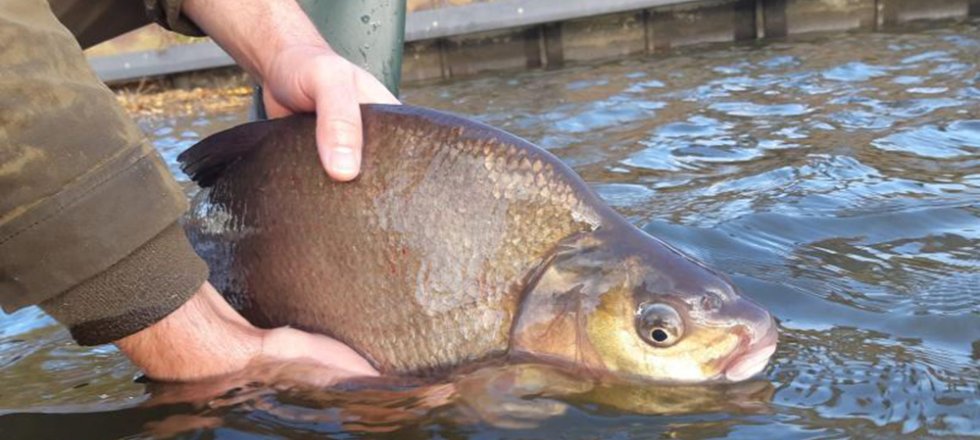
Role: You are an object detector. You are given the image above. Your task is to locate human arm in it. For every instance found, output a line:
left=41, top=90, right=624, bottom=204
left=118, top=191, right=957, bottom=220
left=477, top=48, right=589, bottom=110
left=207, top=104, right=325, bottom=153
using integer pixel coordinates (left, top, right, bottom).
left=0, top=0, right=380, bottom=383
left=180, top=0, right=400, bottom=181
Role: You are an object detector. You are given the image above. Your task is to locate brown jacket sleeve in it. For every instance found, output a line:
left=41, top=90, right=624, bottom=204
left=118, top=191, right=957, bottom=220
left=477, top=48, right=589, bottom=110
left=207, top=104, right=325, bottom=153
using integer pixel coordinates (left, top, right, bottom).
left=145, top=0, right=205, bottom=36
left=0, top=0, right=207, bottom=345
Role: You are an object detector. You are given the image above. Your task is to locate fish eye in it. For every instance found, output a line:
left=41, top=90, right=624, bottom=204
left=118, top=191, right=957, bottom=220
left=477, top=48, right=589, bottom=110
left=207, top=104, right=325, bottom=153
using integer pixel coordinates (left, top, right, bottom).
left=636, top=303, right=684, bottom=348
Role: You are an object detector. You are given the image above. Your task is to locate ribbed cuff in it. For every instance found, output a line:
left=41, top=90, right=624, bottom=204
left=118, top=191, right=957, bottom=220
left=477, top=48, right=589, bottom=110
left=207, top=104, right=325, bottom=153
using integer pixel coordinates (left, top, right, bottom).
left=40, top=223, right=209, bottom=346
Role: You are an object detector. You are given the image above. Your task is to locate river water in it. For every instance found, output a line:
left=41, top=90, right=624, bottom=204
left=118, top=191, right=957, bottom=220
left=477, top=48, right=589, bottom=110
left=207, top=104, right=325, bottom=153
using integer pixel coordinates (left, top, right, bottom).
left=2, top=21, right=978, bottom=439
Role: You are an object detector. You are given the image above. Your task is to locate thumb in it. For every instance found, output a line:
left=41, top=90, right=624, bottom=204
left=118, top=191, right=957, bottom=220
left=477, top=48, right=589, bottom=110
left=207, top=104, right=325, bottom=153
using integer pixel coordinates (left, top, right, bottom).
left=313, top=73, right=364, bottom=181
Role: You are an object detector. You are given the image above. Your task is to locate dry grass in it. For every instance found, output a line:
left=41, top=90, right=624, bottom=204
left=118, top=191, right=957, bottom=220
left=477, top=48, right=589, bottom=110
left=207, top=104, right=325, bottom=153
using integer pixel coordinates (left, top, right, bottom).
left=115, top=84, right=254, bottom=118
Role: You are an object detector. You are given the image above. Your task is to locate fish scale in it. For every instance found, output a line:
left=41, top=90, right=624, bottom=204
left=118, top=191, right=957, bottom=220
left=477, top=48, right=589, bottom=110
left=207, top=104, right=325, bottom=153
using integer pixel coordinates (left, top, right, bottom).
left=182, top=105, right=601, bottom=375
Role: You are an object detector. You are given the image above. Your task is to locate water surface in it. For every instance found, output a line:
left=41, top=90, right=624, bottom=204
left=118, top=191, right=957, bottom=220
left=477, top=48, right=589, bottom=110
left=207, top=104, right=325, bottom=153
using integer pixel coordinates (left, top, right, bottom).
left=2, top=22, right=978, bottom=438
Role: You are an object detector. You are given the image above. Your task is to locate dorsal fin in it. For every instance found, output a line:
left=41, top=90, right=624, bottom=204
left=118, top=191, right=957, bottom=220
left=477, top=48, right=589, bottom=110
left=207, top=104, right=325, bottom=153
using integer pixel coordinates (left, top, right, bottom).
left=178, top=116, right=302, bottom=187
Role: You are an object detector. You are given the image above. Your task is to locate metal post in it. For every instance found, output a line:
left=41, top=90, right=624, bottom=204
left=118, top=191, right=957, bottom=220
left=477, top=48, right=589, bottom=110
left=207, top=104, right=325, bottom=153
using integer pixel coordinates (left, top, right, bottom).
left=252, top=0, right=406, bottom=119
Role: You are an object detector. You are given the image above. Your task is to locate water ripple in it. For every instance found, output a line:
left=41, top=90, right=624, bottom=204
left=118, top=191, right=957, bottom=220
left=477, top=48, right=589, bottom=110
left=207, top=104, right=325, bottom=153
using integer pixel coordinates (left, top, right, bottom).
left=710, top=102, right=812, bottom=117
left=5, top=19, right=980, bottom=440
left=872, top=119, right=980, bottom=158
left=822, top=62, right=895, bottom=82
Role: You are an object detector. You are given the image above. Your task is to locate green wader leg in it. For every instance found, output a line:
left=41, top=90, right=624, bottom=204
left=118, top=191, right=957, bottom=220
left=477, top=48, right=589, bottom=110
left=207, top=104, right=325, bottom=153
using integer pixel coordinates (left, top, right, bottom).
left=252, top=0, right=406, bottom=119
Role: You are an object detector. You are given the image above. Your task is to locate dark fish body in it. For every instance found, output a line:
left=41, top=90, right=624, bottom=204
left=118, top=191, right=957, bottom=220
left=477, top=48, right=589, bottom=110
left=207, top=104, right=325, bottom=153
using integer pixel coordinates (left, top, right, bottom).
left=181, top=104, right=776, bottom=381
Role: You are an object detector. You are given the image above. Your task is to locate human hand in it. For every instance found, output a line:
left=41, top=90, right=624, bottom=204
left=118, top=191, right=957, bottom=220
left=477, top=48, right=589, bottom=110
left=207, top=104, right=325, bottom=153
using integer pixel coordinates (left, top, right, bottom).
left=261, top=44, right=400, bottom=181
left=181, top=0, right=401, bottom=181
left=115, top=281, right=377, bottom=383
left=260, top=324, right=377, bottom=378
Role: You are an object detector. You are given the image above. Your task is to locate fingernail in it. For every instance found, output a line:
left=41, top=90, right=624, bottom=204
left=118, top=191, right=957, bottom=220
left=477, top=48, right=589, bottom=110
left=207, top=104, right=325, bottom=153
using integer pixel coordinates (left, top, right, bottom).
left=330, top=146, right=358, bottom=174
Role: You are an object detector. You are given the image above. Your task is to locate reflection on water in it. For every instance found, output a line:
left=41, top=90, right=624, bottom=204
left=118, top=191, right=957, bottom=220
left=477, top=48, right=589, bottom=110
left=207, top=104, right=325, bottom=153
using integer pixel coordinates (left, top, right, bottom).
left=2, top=21, right=979, bottom=438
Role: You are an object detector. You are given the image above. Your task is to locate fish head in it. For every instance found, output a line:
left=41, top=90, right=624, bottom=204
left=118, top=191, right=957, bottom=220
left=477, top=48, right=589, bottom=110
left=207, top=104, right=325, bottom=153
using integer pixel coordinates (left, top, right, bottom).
left=512, top=226, right=777, bottom=383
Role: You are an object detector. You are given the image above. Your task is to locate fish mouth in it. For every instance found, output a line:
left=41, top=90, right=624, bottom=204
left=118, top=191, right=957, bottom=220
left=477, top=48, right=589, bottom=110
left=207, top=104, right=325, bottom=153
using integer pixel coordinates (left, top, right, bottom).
left=722, top=320, right=778, bottom=382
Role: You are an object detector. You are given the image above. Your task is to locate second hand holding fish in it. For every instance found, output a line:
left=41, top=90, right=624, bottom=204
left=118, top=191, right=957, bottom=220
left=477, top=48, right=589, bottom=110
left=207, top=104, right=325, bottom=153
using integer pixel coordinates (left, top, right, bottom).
left=183, top=0, right=401, bottom=181
left=260, top=44, right=401, bottom=181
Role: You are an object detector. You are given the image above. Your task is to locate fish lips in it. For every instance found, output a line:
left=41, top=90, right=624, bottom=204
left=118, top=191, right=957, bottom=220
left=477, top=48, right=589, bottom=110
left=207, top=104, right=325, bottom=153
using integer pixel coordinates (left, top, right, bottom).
left=722, top=320, right=779, bottom=382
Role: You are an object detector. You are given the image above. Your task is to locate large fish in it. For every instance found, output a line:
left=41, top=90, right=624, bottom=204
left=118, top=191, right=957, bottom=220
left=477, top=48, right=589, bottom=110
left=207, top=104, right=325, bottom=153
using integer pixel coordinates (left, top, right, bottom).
left=179, top=104, right=777, bottom=383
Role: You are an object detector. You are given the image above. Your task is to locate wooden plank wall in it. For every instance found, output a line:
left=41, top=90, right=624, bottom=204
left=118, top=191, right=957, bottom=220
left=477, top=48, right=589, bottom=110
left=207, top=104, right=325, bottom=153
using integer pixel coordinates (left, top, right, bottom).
left=402, top=0, right=978, bottom=83
left=92, top=0, right=979, bottom=85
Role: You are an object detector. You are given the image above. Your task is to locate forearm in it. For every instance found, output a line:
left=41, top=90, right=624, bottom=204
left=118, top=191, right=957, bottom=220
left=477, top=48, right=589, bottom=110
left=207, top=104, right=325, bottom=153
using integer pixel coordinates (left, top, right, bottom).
left=181, top=0, right=329, bottom=81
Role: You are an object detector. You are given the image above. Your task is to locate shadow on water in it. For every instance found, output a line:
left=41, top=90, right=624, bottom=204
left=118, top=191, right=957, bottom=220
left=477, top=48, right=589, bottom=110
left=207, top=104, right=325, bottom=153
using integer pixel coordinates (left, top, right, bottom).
left=2, top=20, right=979, bottom=439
